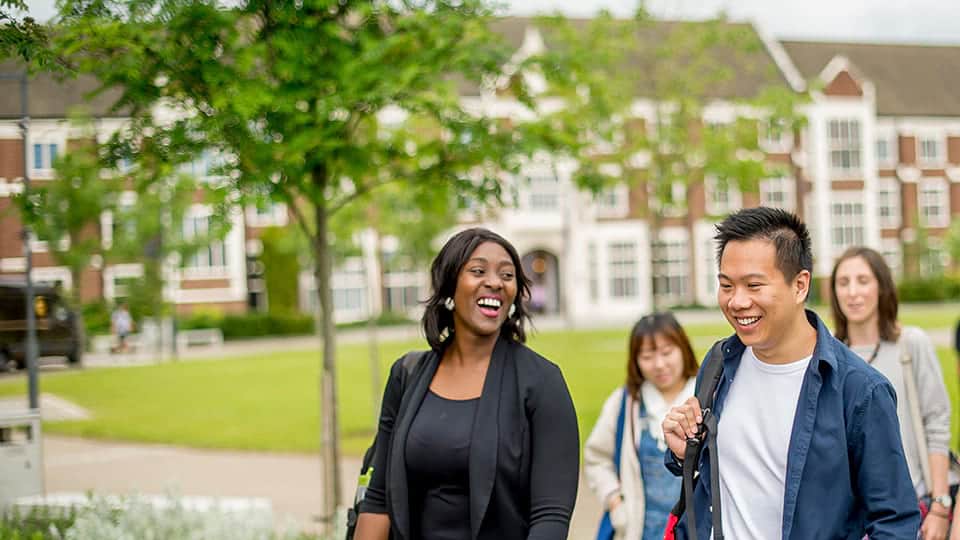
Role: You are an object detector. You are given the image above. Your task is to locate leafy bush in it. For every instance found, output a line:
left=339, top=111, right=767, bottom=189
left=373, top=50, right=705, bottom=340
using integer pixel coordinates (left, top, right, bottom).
left=898, top=275, right=960, bottom=303
left=0, top=505, right=76, bottom=539
left=4, top=495, right=326, bottom=540
left=81, top=300, right=112, bottom=336
left=178, top=312, right=315, bottom=340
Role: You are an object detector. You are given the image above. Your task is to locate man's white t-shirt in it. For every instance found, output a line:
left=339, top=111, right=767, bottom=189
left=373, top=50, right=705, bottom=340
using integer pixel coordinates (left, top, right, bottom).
left=714, top=347, right=811, bottom=540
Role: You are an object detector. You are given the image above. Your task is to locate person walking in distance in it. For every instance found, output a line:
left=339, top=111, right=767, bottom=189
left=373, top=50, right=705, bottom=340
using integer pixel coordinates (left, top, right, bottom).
left=661, top=207, right=920, bottom=539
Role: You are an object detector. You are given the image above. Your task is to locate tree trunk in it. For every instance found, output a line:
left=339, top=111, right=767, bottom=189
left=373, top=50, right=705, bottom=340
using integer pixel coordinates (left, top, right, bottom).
left=312, top=166, right=342, bottom=535
left=70, top=266, right=86, bottom=367
left=366, top=230, right=382, bottom=423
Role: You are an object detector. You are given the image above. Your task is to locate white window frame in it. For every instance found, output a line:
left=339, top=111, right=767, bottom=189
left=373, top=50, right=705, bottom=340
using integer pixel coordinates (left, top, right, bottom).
left=594, top=183, right=630, bottom=219
left=607, top=241, right=639, bottom=300
left=587, top=242, right=599, bottom=302
left=875, top=131, right=898, bottom=169
left=917, top=133, right=945, bottom=168
left=830, top=192, right=865, bottom=257
left=918, top=177, right=950, bottom=228
left=30, top=141, right=60, bottom=179
left=828, top=119, right=862, bottom=178
left=705, top=176, right=742, bottom=216
left=525, top=174, right=561, bottom=212
left=759, top=177, right=796, bottom=211
left=652, top=228, right=690, bottom=305
left=759, top=117, right=794, bottom=153
left=182, top=207, right=229, bottom=277
left=876, top=178, right=901, bottom=229
left=880, top=239, right=903, bottom=280
left=245, top=202, right=288, bottom=227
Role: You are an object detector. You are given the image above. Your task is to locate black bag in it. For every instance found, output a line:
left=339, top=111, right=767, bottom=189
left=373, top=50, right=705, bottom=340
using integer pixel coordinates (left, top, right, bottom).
left=664, top=340, right=726, bottom=540
left=345, top=351, right=426, bottom=540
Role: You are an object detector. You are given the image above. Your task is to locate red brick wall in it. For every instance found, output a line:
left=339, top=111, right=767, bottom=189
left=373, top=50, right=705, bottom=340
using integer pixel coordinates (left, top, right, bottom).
left=175, top=300, right=246, bottom=316
left=79, top=267, right=102, bottom=302
left=688, top=181, right=705, bottom=221
left=951, top=184, right=960, bottom=221
left=0, top=138, right=24, bottom=178
left=0, top=198, right=23, bottom=259
left=948, top=136, right=960, bottom=164
left=831, top=180, right=865, bottom=190
left=902, top=182, right=918, bottom=226
left=899, top=135, right=917, bottom=165
left=824, top=71, right=864, bottom=97
left=180, top=278, right=231, bottom=290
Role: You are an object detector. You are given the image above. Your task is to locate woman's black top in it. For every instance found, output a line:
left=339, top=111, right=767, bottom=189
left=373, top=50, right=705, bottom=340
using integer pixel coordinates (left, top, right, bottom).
left=359, top=338, right=580, bottom=540
left=405, top=390, right=478, bottom=540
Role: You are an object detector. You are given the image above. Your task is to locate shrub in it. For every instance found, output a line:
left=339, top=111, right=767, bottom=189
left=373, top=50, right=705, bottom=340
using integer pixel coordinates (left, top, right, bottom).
left=0, top=505, right=76, bottom=539
left=898, top=275, right=960, bottom=303
left=178, top=312, right=315, bottom=340
left=81, top=300, right=112, bottom=336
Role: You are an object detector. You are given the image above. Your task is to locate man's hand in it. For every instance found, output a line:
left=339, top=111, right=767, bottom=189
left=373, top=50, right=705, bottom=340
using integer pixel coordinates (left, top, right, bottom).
left=662, top=396, right=704, bottom=460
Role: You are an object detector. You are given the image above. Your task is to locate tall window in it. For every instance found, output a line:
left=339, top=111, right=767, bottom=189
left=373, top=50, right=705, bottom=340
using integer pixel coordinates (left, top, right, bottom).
left=828, top=119, right=861, bottom=176
left=918, top=178, right=950, bottom=228
left=876, top=178, right=901, bottom=229
left=183, top=214, right=227, bottom=270
left=917, top=135, right=944, bottom=166
left=595, top=184, right=629, bottom=218
left=652, top=238, right=688, bottom=303
left=587, top=242, right=599, bottom=302
left=759, top=177, right=795, bottom=211
left=32, top=143, right=59, bottom=171
left=830, top=197, right=864, bottom=255
left=608, top=241, right=639, bottom=299
left=705, top=176, right=741, bottom=216
left=703, top=238, right=718, bottom=297
left=875, top=134, right=898, bottom=168
left=527, top=175, right=561, bottom=211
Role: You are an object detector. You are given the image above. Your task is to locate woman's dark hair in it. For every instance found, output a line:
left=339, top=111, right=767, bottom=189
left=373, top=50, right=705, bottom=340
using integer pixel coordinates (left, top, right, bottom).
left=422, top=227, right=531, bottom=351
left=715, top=207, right=813, bottom=282
left=626, top=312, right=698, bottom=399
left=829, top=246, right=900, bottom=344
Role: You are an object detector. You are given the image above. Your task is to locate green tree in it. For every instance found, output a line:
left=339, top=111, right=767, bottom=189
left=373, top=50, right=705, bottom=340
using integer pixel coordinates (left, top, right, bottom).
left=104, top=133, right=233, bottom=349
left=0, top=0, right=58, bottom=68
left=53, top=1, right=547, bottom=528
left=15, top=127, right=120, bottom=363
left=538, top=11, right=805, bottom=308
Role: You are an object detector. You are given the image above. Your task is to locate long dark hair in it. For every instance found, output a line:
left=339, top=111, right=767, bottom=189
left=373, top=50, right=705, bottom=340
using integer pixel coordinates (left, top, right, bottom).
left=626, top=312, right=698, bottom=399
left=829, top=246, right=900, bottom=344
left=422, top=227, right=531, bottom=351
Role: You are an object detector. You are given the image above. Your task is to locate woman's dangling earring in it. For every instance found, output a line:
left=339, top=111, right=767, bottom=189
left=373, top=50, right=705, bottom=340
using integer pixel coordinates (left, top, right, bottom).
left=443, top=297, right=455, bottom=311
left=508, top=303, right=516, bottom=318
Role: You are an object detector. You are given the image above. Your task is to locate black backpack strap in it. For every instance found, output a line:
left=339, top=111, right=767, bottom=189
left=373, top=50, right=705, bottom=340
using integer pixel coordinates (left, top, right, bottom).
left=675, top=339, right=726, bottom=540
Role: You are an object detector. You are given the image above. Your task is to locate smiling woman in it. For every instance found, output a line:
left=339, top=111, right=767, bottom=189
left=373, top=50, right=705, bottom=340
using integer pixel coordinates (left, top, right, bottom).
left=354, top=227, right=580, bottom=540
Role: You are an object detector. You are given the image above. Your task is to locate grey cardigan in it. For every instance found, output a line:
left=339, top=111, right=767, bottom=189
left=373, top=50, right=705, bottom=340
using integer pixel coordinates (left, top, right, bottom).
left=851, top=326, right=951, bottom=496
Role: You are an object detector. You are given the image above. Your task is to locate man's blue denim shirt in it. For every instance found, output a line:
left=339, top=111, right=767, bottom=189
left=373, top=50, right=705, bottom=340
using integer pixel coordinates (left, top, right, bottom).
left=665, top=310, right=921, bottom=539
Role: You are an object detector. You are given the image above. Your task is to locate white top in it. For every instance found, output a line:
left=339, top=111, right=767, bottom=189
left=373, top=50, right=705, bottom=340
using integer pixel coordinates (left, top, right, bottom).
left=714, top=347, right=811, bottom=540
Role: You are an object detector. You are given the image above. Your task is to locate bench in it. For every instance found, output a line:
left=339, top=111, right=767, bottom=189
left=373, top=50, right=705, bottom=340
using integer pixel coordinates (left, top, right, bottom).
left=175, top=328, right=224, bottom=350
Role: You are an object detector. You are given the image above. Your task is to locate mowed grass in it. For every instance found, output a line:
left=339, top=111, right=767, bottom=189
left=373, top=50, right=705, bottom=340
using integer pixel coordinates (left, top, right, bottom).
left=0, top=304, right=958, bottom=455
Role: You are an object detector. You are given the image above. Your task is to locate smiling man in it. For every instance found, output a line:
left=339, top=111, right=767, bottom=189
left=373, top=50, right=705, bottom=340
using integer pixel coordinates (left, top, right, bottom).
left=661, top=207, right=920, bottom=539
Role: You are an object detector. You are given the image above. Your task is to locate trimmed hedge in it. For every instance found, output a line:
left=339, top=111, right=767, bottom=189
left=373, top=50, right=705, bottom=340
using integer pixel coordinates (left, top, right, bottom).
left=898, top=275, right=960, bottom=303
left=179, top=312, right=315, bottom=340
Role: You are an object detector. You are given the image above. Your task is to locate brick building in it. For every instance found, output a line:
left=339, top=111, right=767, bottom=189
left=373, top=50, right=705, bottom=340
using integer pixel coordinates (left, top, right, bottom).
left=2, top=20, right=959, bottom=324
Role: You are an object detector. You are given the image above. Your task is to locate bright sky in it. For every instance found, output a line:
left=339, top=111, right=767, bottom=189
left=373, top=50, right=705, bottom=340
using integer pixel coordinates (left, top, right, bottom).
left=23, top=0, right=960, bottom=44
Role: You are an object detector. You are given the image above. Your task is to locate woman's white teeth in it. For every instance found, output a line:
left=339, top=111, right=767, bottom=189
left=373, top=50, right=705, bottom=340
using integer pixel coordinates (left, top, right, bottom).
left=477, top=298, right=502, bottom=308
left=736, top=316, right=759, bottom=325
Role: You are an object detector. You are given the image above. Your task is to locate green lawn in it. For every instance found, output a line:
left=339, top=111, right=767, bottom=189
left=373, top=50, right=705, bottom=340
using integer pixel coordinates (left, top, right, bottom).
left=0, top=305, right=958, bottom=455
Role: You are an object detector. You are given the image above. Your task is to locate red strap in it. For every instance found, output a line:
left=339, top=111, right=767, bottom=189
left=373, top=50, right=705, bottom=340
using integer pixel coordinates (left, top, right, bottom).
left=663, top=514, right=679, bottom=540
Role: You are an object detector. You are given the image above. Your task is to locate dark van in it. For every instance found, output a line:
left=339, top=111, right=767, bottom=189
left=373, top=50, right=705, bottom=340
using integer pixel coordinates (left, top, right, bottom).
left=0, top=280, right=82, bottom=371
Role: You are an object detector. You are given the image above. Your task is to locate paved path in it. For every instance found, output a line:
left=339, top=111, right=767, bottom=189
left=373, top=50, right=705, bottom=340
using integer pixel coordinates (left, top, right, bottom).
left=39, top=435, right=602, bottom=538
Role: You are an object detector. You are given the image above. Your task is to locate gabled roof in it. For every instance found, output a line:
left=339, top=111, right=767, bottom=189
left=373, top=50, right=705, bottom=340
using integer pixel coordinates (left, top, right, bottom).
left=488, top=17, right=792, bottom=100
left=0, top=61, right=125, bottom=119
left=780, top=40, right=960, bottom=117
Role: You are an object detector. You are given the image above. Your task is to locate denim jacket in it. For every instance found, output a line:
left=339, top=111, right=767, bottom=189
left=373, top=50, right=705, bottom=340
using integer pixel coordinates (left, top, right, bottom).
left=665, top=310, right=921, bottom=539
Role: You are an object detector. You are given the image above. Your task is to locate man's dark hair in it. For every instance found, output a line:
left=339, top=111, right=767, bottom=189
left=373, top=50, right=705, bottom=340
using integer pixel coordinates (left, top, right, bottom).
left=421, top=227, right=531, bottom=351
left=714, top=207, right=813, bottom=281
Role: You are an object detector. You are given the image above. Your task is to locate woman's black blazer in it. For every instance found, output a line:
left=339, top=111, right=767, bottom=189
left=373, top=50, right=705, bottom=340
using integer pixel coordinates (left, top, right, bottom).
left=358, top=336, right=580, bottom=540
